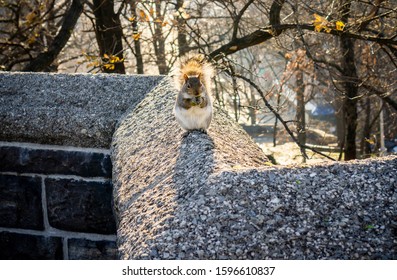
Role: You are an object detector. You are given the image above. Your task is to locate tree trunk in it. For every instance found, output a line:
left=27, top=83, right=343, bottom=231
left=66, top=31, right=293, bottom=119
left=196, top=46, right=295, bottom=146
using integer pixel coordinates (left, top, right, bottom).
left=93, top=0, right=125, bottom=74
left=360, top=98, right=372, bottom=157
left=153, top=0, right=168, bottom=74
left=341, top=35, right=358, bottom=160
left=334, top=94, right=345, bottom=152
left=249, top=86, right=257, bottom=125
left=232, top=73, right=239, bottom=122
left=176, top=0, right=188, bottom=57
left=340, top=0, right=358, bottom=161
left=273, top=93, right=281, bottom=147
left=129, top=0, right=144, bottom=74
left=296, top=69, right=306, bottom=162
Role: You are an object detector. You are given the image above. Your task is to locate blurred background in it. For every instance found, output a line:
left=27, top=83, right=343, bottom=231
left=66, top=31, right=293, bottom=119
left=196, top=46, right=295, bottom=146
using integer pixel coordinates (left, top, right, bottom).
left=1, top=0, right=396, bottom=164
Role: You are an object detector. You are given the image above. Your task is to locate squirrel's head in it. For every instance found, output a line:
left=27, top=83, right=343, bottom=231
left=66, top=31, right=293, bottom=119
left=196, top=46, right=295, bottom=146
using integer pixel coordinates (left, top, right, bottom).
left=183, top=74, right=203, bottom=97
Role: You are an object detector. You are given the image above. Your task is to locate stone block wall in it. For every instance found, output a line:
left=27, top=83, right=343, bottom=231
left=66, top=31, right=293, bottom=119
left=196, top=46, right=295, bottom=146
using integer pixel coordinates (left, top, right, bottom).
left=0, top=72, right=165, bottom=259
left=0, top=142, right=117, bottom=259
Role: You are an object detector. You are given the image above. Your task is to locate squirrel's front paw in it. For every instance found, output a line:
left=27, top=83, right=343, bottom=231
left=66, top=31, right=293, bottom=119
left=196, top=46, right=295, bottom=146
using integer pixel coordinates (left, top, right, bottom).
left=191, top=97, right=202, bottom=106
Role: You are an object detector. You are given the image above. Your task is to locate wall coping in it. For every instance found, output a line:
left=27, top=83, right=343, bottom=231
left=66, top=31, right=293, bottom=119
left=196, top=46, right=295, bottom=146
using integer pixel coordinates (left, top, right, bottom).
left=2, top=72, right=396, bottom=260
left=111, top=77, right=397, bottom=260
left=0, top=71, right=164, bottom=148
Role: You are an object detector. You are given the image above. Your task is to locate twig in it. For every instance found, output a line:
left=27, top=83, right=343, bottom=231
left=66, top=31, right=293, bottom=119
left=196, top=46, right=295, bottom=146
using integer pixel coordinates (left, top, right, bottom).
left=228, top=70, right=337, bottom=161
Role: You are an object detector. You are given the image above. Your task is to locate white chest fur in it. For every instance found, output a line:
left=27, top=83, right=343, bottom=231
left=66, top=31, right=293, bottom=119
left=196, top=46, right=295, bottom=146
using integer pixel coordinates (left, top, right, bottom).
left=174, top=102, right=213, bottom=131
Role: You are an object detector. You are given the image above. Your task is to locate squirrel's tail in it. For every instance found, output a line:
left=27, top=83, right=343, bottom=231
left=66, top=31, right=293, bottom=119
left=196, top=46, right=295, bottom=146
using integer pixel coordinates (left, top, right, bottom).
left=172, top=54, right=214, bottom=90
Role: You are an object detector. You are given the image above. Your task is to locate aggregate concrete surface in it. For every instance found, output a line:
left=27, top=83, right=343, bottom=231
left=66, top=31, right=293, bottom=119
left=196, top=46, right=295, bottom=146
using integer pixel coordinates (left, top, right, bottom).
left=112, top=77, right=397, bottom=259
left=0, top=71, right=164, bottom=148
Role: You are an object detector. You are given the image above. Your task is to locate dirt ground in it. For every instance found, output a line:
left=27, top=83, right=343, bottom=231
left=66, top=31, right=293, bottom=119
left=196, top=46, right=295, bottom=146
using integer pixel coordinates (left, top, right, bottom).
left=258, top=142, right=340, bottom=165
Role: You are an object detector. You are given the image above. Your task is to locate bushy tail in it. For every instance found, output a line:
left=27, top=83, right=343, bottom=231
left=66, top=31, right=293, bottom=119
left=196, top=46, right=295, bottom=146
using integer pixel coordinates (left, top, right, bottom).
left=173, top=54, right=214, bottom=91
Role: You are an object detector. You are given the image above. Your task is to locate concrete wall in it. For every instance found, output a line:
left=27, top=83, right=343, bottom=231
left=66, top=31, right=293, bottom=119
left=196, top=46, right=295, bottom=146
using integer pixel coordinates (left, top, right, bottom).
left=0, top=72, right=164, bottom=259
left=1, top=72, right=396, bottom=260
left=0, top=72, right=163, bottom=147
left=112, top=77, right=397, bottom=260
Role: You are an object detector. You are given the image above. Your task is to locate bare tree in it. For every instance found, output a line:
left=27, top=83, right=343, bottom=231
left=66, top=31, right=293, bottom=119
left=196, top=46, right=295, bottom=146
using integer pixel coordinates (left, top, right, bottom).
left=91, top=0, right=125, bottom=73
left=0, top=0, right=83, bottom=72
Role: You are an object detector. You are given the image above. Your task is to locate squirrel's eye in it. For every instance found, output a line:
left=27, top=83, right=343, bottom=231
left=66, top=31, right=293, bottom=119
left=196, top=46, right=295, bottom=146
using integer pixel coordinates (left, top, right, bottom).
left=187, top=84, right=191, bottom=89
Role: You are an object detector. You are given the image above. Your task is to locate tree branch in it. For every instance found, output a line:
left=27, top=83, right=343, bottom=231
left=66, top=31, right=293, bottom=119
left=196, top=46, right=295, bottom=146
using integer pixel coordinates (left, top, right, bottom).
left=231, top=0, right=255, bottom=40
left=363, top=84, right=397, bottom=111
left=269, top=0, right=284, bottom=28
left=209, top=21, right=397, bottom=61
left=357, top=0, right=386, bottom=31
left=23, top=0, right=83, bottom=72
left=231, top=71, right=336, bottom=161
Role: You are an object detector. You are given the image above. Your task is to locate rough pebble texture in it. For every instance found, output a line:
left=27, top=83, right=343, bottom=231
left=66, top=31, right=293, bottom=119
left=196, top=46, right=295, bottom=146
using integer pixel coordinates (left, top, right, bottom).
left=112, top=77, right=397, bottom=260
left=0, top=71, right=163, bottom=148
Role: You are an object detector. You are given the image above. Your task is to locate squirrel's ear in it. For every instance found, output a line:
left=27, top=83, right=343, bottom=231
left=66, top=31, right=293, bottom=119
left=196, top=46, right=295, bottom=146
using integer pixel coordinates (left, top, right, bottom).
left=197, top=73, right=202, bottom=80
left=183, top=73, right=189, bottom=82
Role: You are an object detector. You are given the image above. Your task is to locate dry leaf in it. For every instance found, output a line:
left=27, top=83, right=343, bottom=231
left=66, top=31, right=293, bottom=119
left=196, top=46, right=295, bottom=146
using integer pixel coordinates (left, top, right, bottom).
left=139, top=9, right=149, bottom=22
left=313, top=13, right=331, bottom=33
left=132, top=32, right=141, bottom=41
left=103, top=63, right=115, bottom=70
left=335, top=21, right=345, bottom=31
left=25, top=11, right=37, bottom=25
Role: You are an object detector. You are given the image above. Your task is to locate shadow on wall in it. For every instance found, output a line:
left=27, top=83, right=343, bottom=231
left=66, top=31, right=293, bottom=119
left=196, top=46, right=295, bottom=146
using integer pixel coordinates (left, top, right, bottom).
left=173, top=131, right=215, bottom=199
left=112, top=77, right=271, bottom=259
left=123, top=130, right=216, bottom=259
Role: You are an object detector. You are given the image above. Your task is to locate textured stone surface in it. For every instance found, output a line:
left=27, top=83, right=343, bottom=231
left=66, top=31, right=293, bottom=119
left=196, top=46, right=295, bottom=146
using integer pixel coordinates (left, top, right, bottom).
left=0, top=72, right=164, bottom=148
left=111, top=77, right=268, bottom=259
left=0, top=232, right=63, bottom=259
left=180, top=160, right=397, bottom=260
left=0, top=174, right=43, bottom=230
left=0, top=145, right=111, bottom=177
left=46, top=178, right=116, bottom=234
left=112, top=77, right=397, bottom=260
left=68, top=238, right=118, bottom=260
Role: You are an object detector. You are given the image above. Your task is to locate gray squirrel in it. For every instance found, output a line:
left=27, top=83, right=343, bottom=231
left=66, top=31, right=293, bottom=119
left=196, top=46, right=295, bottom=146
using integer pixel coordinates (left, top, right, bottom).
left=173, top=55, right=214, bottom=132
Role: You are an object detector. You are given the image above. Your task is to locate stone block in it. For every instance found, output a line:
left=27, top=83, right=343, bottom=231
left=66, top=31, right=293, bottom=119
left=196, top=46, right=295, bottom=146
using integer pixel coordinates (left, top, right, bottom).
left=0, top=174, right=43, bottom=230
left=45, top=178, right=116, bottom=234
left=68, top=238, right=117, bottom=260
left=0, top=232, right=63, bottom=259
left=0, top=145, right=111, bottom=177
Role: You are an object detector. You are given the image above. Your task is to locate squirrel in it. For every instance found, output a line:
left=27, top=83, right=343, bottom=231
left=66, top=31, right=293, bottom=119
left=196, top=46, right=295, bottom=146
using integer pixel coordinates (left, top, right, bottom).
left=173, top=54, right=214, bottom=132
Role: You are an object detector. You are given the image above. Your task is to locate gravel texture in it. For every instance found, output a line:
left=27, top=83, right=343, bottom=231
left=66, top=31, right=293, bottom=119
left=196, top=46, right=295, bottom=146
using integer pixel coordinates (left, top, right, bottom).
left=112, top=77, right=397, bottom=260
left=0, top=71, right=163, bottom=148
